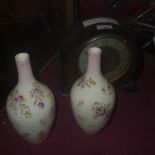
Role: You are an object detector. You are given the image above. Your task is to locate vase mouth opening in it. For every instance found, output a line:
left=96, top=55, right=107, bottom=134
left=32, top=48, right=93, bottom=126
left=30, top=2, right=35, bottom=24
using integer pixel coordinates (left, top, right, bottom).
left=88, top=47, right=102, bottom=55
left=15, top=53, right=29, bottom=61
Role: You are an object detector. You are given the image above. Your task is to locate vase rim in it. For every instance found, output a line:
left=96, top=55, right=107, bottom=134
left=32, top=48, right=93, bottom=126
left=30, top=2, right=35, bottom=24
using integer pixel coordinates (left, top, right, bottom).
left=88, top=47, right=102, bottom=55
left=15, top=53, right=29, bottom=61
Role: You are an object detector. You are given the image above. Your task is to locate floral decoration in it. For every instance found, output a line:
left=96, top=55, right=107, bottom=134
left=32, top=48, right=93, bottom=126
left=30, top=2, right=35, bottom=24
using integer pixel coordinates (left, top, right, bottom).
left=102, top=83, right=114, bottom=94
left=77, top=76, right=96, bottom=88
left=92, top=102, right=107, bottom=119
left=37, top=102, right=44, bottom=109
left=30, top=81, right=45, bottom=106
left=7, top=81, right=51, bottom=119
left=7, top=89, right=32, bottom=119
left=47, top=92, right=54, bottom=102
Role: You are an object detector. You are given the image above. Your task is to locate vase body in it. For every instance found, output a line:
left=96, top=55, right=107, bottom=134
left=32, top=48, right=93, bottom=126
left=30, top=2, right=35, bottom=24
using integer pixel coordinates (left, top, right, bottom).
left=70, top=47, right=115, bottom=134
left=6, top=53, right=55, bottom=144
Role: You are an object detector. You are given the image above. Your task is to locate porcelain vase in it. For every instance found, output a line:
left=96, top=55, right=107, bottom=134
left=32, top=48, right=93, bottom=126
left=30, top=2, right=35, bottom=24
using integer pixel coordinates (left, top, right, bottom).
left=6, top=53, right=55, bottom=143
left=70, top=47, right=115, bottom=134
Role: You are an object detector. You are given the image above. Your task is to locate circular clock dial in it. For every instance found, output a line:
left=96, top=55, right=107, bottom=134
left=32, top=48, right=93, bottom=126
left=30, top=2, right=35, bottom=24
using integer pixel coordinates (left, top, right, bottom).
left=78, top=35, right=131, bottom=82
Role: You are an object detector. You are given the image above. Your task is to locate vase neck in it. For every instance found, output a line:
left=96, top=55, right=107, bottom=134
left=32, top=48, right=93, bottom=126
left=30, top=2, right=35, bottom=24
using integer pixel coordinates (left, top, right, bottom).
left=86, top=47, right=102, bottom=75
left=15, top=53, right=35, bottom=85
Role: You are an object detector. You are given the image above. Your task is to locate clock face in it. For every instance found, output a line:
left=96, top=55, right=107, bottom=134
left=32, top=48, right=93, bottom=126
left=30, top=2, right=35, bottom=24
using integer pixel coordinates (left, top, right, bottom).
left=78, top=35, right=131, bottom=82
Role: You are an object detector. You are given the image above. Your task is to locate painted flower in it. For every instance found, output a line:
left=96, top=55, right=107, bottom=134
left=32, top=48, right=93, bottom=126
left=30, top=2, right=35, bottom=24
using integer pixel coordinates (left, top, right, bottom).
left=17, top=95, right=24, bottom=103
left=77, top=76, right=96, bottom=88
left=24, top=111, right=32, bottom=119
left=102, top=83, right=114, bottom=94
left=96, top=106, right=106, bottom=116
left=31, top=88, right=44, bottom=98
left=78, top=76, right=85, bottom=88
left=10, top=98, right=18, bottom=113
left=88, top=77, right=96, bottom=86
left=8, top=89, right=17, bottom=102
left=107, top=83, right=114, bottom=94
left=30, top=82, right=45, bottom=105
left=37, top=102, right=44, bottom=109
left=92, top=102, right=106, bottom=119
left=47, top=93, right=54, bottom=102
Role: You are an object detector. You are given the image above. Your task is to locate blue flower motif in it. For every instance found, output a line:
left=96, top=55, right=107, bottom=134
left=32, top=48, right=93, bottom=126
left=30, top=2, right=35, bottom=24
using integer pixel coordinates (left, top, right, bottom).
left=37, top=102, right=44, bottom=109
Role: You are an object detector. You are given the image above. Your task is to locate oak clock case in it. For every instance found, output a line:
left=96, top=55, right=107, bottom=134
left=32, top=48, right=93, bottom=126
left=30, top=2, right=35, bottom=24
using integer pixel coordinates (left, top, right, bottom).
left=60, top=18, right=143, bottom=95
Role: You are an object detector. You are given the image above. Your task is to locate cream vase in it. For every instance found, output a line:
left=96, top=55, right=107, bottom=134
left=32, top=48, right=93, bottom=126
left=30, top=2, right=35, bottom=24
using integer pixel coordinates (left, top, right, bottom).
left=6, top=53, right=55, bottom=143
left=70, top=47, right=115, bottom=134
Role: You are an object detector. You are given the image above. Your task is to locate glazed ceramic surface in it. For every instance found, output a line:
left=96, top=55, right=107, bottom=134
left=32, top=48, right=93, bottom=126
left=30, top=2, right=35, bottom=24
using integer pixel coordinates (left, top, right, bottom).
left=70, top=47, right=115, bottom=134
left=6, top=53, right=55, bottom=143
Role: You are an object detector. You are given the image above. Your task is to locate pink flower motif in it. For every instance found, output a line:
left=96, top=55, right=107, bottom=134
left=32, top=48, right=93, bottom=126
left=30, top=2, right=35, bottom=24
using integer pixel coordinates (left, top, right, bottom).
left=17, top=95, right=24, bottom=103
left=107, top=83, right=113, bottom=94
left=79, top=76, right=85, bottom=87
